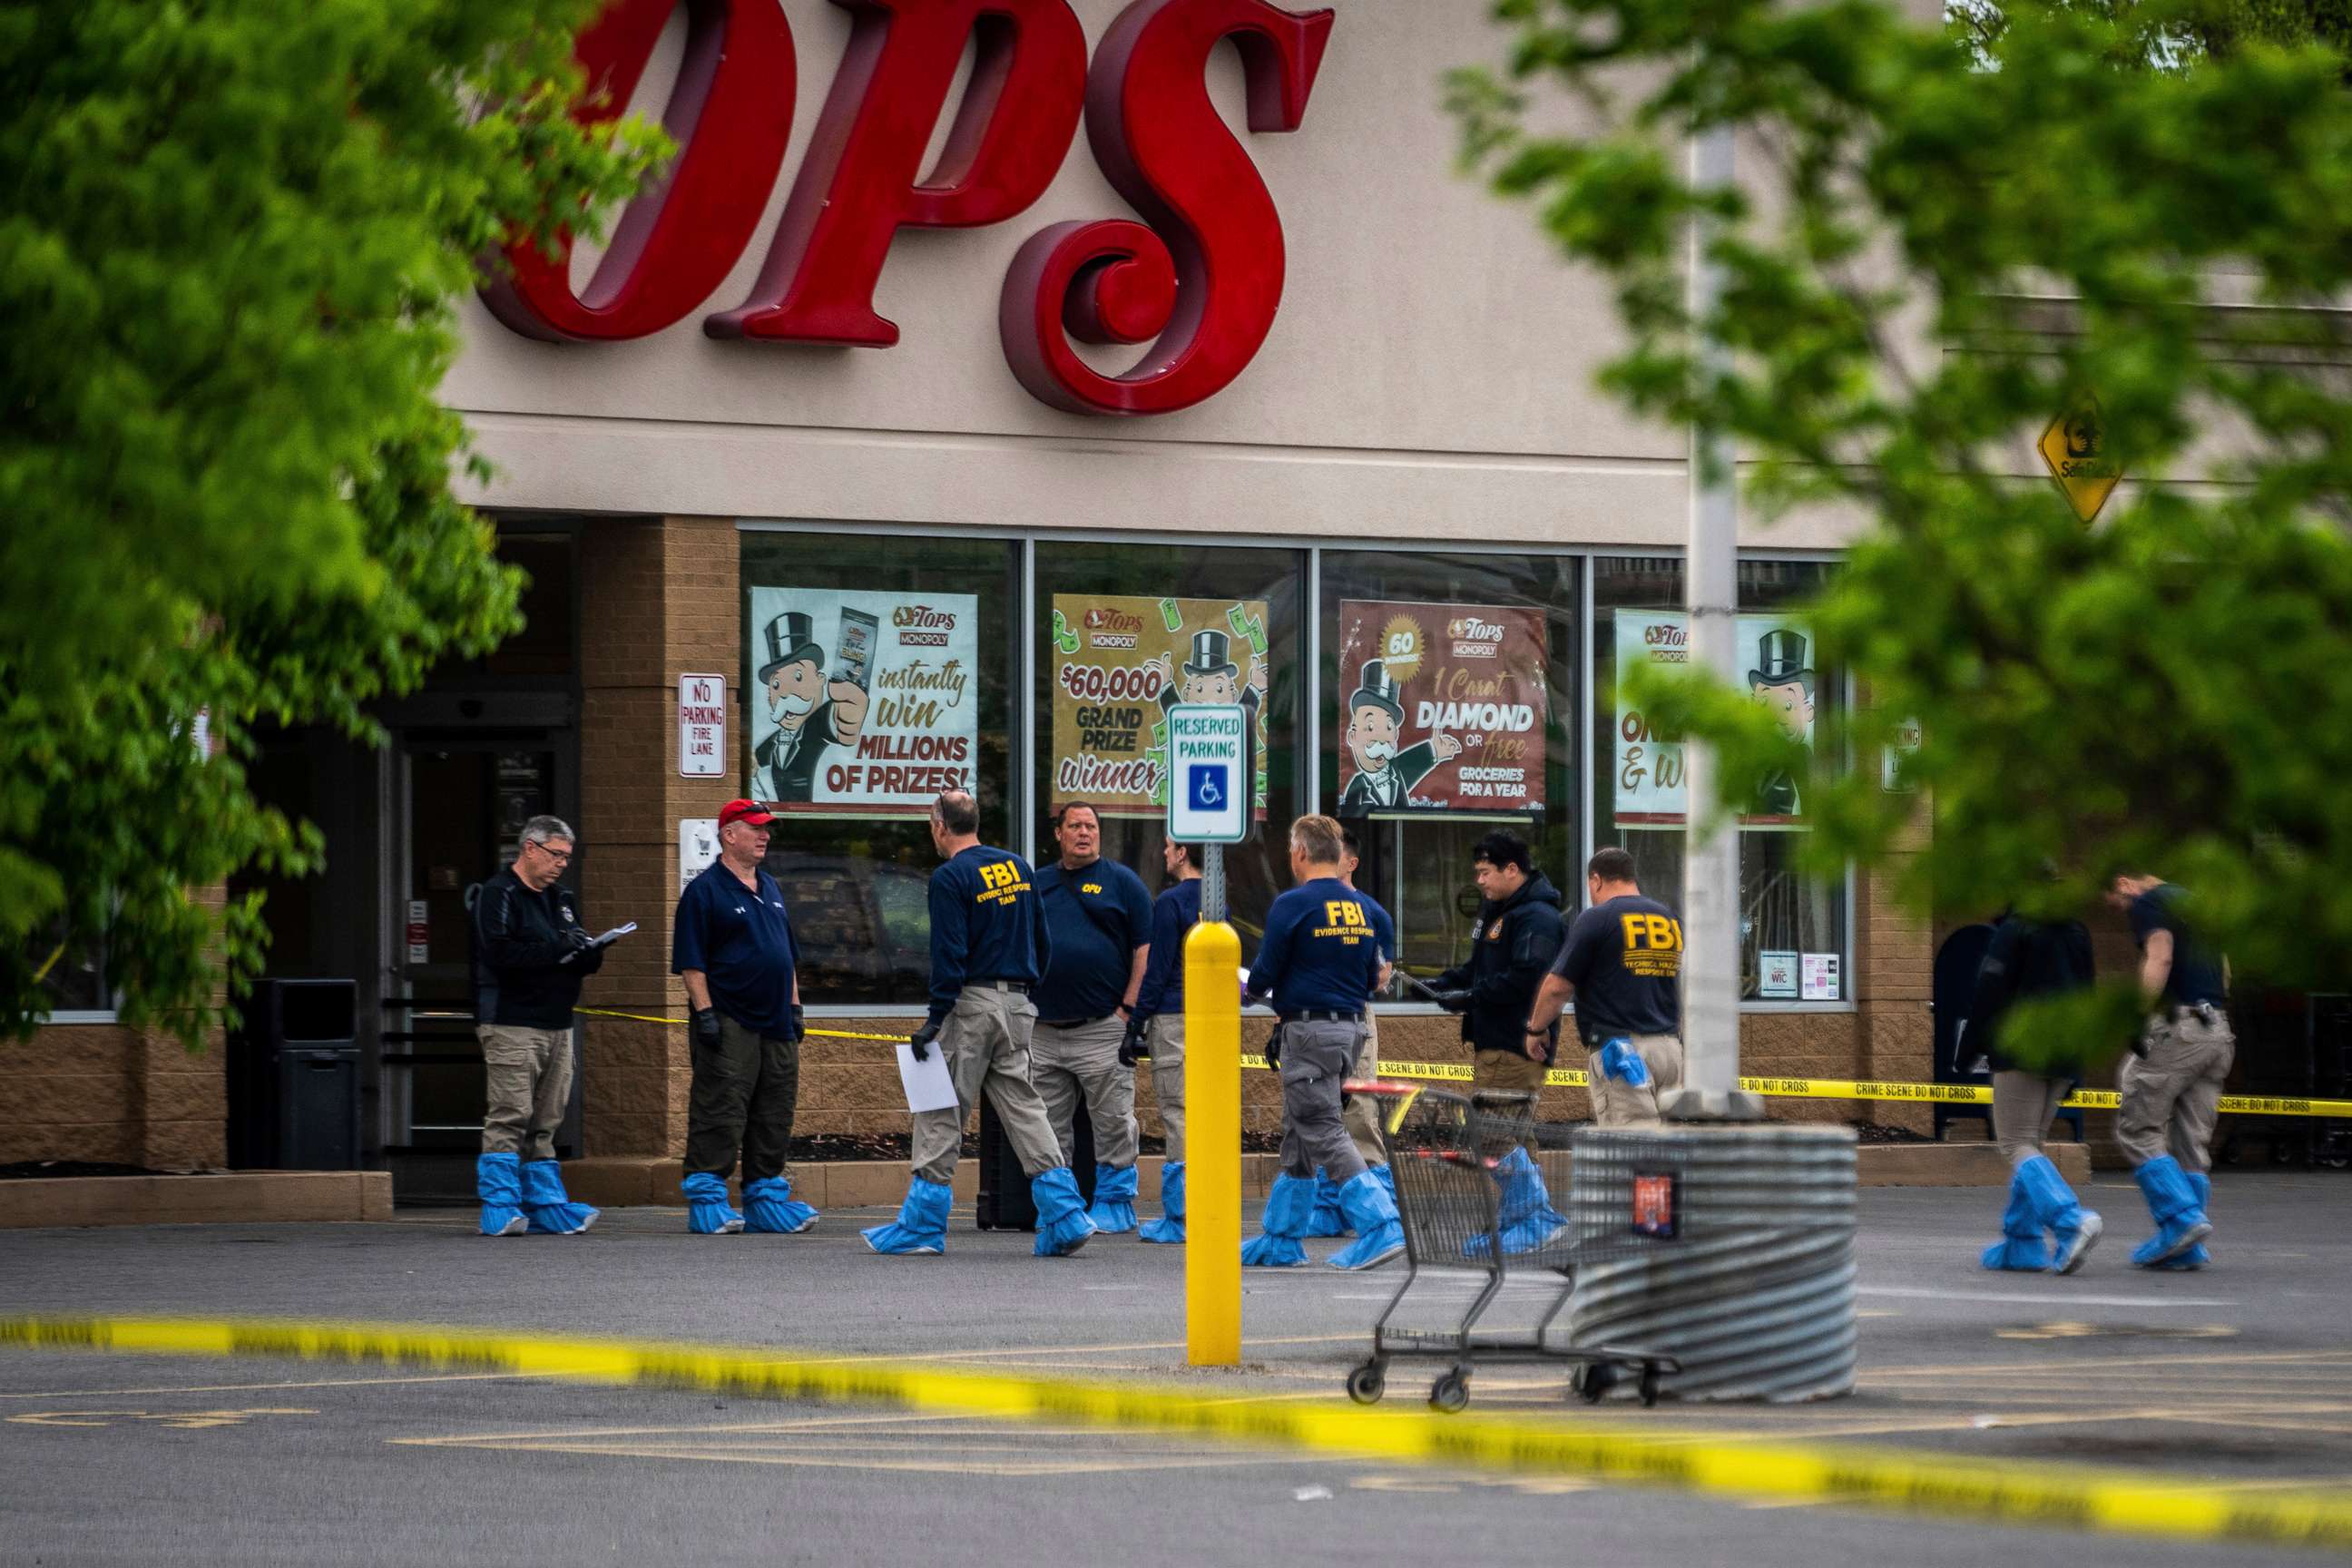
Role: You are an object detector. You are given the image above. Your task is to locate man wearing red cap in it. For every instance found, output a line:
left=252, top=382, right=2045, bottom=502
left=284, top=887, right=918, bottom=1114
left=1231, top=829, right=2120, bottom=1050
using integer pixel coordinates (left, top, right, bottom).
left=670, top=799, right=818, bottom=1236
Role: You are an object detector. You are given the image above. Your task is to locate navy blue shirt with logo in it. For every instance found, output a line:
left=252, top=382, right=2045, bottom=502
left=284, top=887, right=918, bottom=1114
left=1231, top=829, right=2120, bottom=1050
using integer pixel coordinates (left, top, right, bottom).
left=1550, top=894, right=1683, bottom=1047
left=671, top=861, right=798, bottom=1037
left=1135, top=877, right=1203, bottom=1021
left=1247, top=877, right=1388, bottom=1015
left=1033, top=857, right=1152, bottom=1022
left=926, top=845, right=1052, bottom=1025
left=2130, top=884, right=2227, bottom=1007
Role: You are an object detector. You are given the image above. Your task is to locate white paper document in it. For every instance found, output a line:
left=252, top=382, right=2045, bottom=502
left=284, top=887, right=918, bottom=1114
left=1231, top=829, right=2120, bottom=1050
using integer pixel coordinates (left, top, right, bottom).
left=562, top=923, right=636, bottom=964
left=896, top=1041, right=959, bottom=1113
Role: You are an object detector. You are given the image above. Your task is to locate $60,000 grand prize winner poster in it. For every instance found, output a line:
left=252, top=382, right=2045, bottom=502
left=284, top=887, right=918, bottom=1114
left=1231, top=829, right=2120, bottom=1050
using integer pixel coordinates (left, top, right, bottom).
left=1049, top=594, right=1269, bottom=817
left=747, top=588, right=978, bottom=813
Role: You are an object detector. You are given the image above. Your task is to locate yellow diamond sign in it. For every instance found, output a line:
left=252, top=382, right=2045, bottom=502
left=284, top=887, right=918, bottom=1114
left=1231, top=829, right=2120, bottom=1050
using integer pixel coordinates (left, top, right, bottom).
left=2039, top=396, right=2122, bottom=524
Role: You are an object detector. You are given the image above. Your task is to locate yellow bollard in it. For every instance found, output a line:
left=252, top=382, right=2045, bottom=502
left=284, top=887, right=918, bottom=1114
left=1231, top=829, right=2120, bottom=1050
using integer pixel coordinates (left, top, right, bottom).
left=1182, top=916, right=1242, bottom=1366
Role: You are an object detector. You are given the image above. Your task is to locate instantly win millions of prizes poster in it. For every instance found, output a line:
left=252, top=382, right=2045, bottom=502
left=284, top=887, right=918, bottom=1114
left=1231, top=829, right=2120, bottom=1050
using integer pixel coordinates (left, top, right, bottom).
left=1333, top=601, right=1547, bottom=813
left=1048, top=595, right=1269, bottom=818
left=746, top=589, right=979, bottom=813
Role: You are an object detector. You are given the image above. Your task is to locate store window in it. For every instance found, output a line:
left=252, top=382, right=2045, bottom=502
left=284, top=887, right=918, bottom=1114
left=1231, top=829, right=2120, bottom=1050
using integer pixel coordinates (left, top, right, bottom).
left=1318, top=551, right=1583, bottom=990
left=740, top=529, right=1021, bottom=1007
left=1033, top=541, right=1305, bottom=965
left=1592, top=555, right=1849, bottom=1002
left=34, top=923, right=113, bottom=1021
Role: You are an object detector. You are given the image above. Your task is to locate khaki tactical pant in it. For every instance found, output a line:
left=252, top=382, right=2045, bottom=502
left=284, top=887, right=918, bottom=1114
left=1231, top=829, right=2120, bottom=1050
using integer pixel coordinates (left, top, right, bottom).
left=1033, top=1014, right=1140, bottom=1169
left=1148, top=1014, right=1185, bottom=1161
left=1276, top=1020, right=1369, bottom=1186
left=911, top=987, right=1064, bottom=1186
left=2117, top=1008, right=2235, bottom=1171
left=1474, top=1044, right=1549, bottom=1099
left=1992, top=1070, right=2073, bottom=1168
left=479, top=1024, right=573, bottom=1161
left=1340, top=1009, right=1384, bottom=1167
left=1583, top=1033, right=1685, bottom=1125
left=685, top=1014, right=800, bottom=1184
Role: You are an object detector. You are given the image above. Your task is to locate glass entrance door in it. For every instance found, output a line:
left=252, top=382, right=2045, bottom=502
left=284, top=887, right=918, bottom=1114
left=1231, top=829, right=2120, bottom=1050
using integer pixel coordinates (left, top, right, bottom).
left=383, top=740, right=577, bottom=1192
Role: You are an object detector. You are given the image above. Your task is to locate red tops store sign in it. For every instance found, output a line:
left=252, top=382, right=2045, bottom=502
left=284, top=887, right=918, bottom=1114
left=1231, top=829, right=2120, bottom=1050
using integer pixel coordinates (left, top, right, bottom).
left=484, top=0, right=1336, bottom=416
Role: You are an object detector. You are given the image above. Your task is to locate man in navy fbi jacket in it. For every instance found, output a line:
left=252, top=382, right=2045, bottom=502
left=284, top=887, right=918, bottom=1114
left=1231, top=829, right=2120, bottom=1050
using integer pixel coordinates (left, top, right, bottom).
left=861, top=790, right=1096, bottom=1258
left=1123, top=834, right=1203, bottom=1242
left=1239, top=814, right=1407, bottom=1270
left=670, top=798, right=819, bottom=1237
left=1032, top=801, right=1154, bottom=1234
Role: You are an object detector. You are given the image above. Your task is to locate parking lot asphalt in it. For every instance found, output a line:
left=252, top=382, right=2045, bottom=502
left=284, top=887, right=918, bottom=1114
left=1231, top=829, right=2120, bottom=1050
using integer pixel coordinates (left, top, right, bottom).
left=1, top=1171, right=2347, bottom=1566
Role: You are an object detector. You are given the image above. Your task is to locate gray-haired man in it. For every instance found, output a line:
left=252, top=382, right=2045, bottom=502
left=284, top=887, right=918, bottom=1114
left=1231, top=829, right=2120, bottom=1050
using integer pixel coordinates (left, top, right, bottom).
left=469, top=815, right=602, bottom=1238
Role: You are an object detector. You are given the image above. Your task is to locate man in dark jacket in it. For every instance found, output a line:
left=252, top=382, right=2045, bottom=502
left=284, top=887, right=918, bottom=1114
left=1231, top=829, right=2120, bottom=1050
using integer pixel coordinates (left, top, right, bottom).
left=1429, top=829, right=1568, bottom=1098
left=1428, top=830, right=1568, bottom=1255
left=1965, top=909, right=2102, bottom=1274
left=470, top=814, right=603, bottom=1239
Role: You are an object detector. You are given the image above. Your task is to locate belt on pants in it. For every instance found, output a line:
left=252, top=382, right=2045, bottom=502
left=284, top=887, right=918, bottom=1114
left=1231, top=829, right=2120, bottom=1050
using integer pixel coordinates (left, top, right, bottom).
left=1039, top=1014, right=1112, bottom=1029
left=1279, top=1010, right=1362, bottom=1024
left=972, top=979, right=1030, bottom=995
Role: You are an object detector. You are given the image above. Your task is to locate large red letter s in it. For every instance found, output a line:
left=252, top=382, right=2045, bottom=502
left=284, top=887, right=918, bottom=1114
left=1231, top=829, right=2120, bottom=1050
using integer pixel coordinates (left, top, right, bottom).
left=707, top=0, right=1087, bottom=347
left=481, top=0, right=798, bottom=342
left=999, top=0, right=1332, bottom=416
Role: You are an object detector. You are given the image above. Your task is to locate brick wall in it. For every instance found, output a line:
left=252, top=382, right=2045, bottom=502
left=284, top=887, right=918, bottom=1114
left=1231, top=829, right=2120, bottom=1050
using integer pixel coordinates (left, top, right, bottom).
left=0, top=1023, right=226, bottom=1171
left=575, top=515, right=743, bottom=1156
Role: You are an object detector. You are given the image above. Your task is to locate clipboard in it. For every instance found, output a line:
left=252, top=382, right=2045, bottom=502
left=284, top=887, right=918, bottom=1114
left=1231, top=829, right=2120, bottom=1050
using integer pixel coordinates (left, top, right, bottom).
left=561, top=923, right=636, bottom=965
left=896, top=1041, right=959, bottom=1113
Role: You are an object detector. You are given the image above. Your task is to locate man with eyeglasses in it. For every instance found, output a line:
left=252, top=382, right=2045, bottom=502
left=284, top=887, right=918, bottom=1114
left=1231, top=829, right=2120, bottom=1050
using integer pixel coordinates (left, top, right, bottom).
left=469, top=814, right=603, bottom=1239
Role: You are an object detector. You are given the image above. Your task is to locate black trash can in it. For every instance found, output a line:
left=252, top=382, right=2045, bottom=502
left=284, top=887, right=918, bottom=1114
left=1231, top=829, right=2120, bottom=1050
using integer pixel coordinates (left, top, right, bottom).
left=975, top=1095, right=1094, bottom=1230
left=228, top=979, right=360, bottom=1171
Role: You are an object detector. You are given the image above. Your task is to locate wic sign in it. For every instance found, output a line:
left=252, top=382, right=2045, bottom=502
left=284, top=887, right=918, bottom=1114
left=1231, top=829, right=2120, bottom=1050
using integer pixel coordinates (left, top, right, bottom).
left=482, top=0, right=1336, bottom=417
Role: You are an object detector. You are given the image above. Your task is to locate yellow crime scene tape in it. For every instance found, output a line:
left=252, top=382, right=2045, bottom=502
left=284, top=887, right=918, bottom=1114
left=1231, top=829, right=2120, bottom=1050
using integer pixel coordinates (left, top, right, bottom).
left=579, top=1010, right=2352, bottom=1117
left=3, top=1314, right=2348, bottom=1552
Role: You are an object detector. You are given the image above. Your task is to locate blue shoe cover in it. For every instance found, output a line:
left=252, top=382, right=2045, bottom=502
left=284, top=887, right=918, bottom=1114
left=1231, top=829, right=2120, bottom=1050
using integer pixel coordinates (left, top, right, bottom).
left=2014, top=1153, right=2098, bottom=1272
left=1139, top=1161, right=1185, bottom=1244
left=744, top=1175, right=819, bottom=1234
left=1086, top=1162, right=1139, bottom=1234
left=1980, top=1166, right=2051, bottom=1270
left=1031, top=1166, right=1098, bottom=1257
left=1494, top=1148, right=1568, bottom=1256
left=682, top=1171, right=745, bottom=1235
left=860, top=1177, right=951, bottom=1255
left=1328, top=1169, right=1406, bottom=1269
left=1304, top=1169, right=1349, bottom=1237
left=2130, top=1155, right=2212, bottom=1267
left=476, top=1152, right=527, bottom=1237
left=1241, top=1171, right=1313, bottom=1267
left=520, top=1160, right=599, bottom=1235
left=2154, top=1172, right=2211, bottom=1268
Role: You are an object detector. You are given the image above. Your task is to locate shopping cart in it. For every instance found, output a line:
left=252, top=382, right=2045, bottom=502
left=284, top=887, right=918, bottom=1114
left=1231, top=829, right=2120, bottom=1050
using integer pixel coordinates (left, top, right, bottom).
left=1342, top=1084, right=1683, bottom=1412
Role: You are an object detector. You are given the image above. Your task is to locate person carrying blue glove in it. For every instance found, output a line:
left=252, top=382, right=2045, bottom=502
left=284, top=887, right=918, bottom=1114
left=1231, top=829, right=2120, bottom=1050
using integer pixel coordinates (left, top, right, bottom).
left=863, top=790, right=1093, bottom=1259
left=1524, top=848, right=1685, bottom=1125
left=1240, top=815, right=1405, bottom=1271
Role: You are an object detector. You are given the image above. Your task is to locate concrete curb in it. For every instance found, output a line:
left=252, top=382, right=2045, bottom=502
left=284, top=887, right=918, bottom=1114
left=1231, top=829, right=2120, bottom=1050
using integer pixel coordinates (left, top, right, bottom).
left=0, top=1171, right=394, bottom=1229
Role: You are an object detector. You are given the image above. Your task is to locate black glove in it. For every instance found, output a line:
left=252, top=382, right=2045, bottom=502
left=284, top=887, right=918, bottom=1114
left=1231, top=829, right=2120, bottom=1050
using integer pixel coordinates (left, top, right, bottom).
left=562, top=926, right=596, bottom=956
left=690, top=1006, right=722, bottom=1051
left=908, top=1018, right=941, bottom=1062
left=1118, top=1014, right=1151, bottom=1068
left=1430, top=987, right=1472, bottom=1014
left=788, top=1004, right=805, bottom=1044
left=1264, top=1023, right=1284, bottom=1070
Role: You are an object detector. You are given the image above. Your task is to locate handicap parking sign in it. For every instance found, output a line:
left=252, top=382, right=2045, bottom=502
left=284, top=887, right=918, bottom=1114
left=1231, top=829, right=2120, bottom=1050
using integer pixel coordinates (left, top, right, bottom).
left=1188, top=764, right=1225, bottom=812
left=1166, top=704, right=1248, bottom=843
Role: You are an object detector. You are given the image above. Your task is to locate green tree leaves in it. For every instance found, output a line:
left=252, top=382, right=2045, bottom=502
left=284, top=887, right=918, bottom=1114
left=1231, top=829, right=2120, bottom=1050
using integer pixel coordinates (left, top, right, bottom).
left=1457, top=0, right=2352, bottom=1066
left=0, top=0, right=662, bottom=1044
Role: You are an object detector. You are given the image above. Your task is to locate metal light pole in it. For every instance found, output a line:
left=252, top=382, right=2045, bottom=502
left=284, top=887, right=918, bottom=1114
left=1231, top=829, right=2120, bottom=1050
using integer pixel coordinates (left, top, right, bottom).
left=1668, top=122, right=1763, bottom=1122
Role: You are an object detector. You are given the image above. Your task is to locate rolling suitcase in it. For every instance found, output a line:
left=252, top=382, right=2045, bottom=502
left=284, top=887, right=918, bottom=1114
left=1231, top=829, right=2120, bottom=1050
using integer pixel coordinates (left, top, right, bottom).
left=975, top=1093, right=1095, bottom=1229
